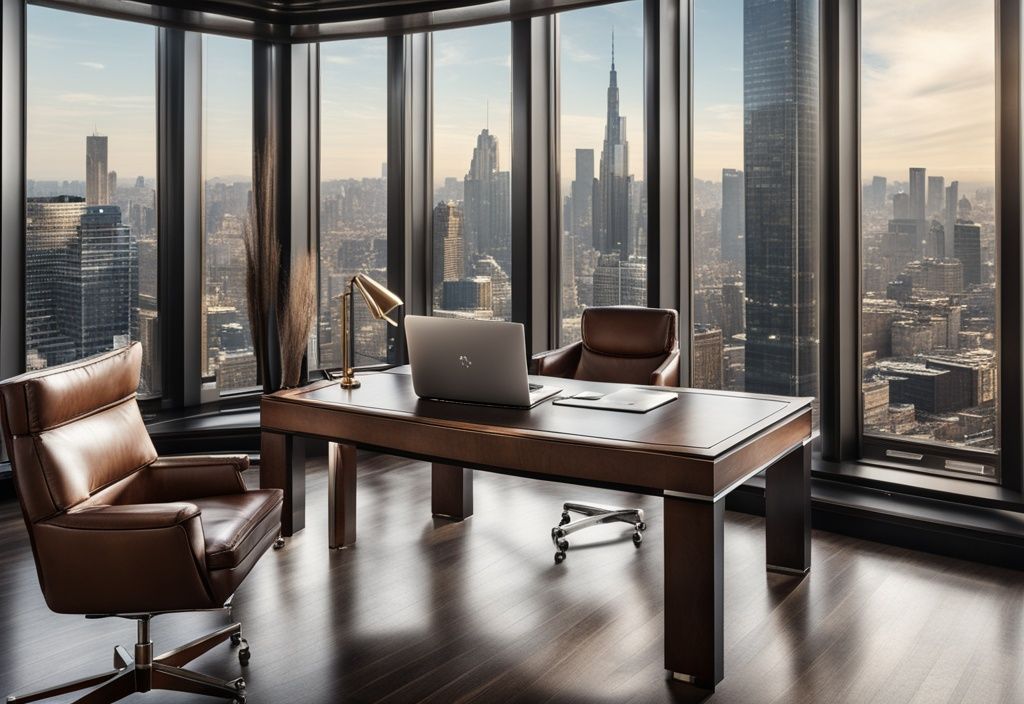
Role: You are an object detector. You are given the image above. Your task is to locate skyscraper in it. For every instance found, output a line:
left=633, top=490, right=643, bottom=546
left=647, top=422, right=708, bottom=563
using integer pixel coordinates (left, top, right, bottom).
left=945, top=180, right=959, bottom=256
left=743, top=0, right=819, bottom=398
left=909, top=167, right=926, bottom=222
left=692, top=326, right=725, bottom=390
left=86, top=134, right=109, bottom=205
left=432, top=201, right=464, bottom=309
left=954, top=221, right=982, bottom=287
left=570, top=149, right=595, bottom=244
left=721, top=168, right=745, bottom=270
left=67, top=205, right=137, bottom=358
left=593, top=37, right=631, bottom=257
left=463, top=128, right=511, bottom=274
left=871, top=176, right=887, bottom=210
left=927, top=175, right=945, bottom=216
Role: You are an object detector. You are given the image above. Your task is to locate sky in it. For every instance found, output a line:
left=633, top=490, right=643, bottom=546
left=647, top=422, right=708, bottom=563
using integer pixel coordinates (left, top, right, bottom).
left=26, top=0, right=995, bottom=189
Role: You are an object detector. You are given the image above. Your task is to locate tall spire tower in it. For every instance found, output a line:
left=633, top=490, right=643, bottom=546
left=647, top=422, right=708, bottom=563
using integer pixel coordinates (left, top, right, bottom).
left=593, top=31, right=630, bottom=257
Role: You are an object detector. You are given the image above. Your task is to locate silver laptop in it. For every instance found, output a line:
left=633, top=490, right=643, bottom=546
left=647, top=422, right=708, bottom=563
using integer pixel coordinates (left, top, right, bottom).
left=404, top=315, right=561, bottom=408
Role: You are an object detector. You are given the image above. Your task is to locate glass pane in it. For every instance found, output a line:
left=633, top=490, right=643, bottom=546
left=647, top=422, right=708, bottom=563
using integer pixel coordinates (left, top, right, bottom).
left=202, top=35, right=254, bottom=392
left=431, top=24, right=513, bottom=322
left=860, top=0, right=997, bottom=451
left=25, top=7, right=159, bottom=396
left=559, top=1, right=647, bottom=344
left=691, top=0, right=820, bottom=414
left=319, top=39, right=389, bottom=367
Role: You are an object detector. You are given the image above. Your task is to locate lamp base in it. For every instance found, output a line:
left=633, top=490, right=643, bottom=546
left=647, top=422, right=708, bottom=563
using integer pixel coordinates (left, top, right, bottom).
left=338, top=376, right=361, bottom=389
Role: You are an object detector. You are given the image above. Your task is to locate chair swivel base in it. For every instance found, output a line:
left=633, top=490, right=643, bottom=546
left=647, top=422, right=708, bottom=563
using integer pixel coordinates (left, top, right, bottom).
left=7, top=616, right=250, bottom=704
left=551, top=501, right=647, bottom=563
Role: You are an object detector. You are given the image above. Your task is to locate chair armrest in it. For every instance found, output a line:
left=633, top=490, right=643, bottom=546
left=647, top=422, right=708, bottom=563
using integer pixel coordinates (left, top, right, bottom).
left=650, top=349, right=681, bottom=387
left=532, top=341, right=583, bottom=378
left=49, top=502, right=200, bottom=530
left=145, top=455, right=249, bottom=502
left=35, top=503, right=214, bottom=613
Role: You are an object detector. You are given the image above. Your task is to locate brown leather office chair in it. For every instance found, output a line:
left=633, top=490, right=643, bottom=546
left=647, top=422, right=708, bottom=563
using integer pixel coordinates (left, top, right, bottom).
left=0, top=343, right=282, bottom=704
left=533, top=306, right=680, bottom=563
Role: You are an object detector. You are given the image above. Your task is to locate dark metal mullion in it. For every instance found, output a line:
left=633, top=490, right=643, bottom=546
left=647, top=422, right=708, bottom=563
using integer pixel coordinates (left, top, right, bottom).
left=819, top=0, right=860, bottom=461
left=996, top=0, right=1022, bottom=490
left=157, top=28, right=203, bottom=409
left=0, top=0, right=26, bottom=462
left=386, top=33, right=430, bottom=364
left=646, top=0, right=686, bottom=379
left=511, top=16, right=556, bottom=354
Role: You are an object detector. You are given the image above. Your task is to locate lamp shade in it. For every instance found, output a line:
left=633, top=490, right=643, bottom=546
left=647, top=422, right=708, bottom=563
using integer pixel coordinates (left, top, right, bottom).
left=351, top=273, right=403, bottom=326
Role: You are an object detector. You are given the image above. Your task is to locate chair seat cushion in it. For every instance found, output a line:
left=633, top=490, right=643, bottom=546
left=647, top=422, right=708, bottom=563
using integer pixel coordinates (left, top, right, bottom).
left=193, top=490, right=282, bottom=571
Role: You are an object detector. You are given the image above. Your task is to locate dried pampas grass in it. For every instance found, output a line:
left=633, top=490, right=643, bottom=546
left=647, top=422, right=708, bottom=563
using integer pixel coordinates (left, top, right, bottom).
left=277, top=253, right=316, bottom=389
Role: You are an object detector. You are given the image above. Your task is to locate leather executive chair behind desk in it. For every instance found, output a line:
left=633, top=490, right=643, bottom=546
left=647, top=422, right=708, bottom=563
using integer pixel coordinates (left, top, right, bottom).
left=0, top=343, right=283, bottom=704
left=532, top=306, right=680, bottom=563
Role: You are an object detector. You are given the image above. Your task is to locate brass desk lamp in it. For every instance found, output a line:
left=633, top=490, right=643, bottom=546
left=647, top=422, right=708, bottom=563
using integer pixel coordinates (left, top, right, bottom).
left=337, top=273, right=403, bottom=389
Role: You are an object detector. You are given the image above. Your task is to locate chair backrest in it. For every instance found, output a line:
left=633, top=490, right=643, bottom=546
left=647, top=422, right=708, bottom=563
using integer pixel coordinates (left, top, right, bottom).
left=0, top=343, right=157, bottom=525
left=576, top=306, right=678, bottom=384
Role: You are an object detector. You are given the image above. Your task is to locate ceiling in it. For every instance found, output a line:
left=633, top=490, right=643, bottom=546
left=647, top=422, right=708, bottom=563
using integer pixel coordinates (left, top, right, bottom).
left=138, top=0, right=496, bottom=25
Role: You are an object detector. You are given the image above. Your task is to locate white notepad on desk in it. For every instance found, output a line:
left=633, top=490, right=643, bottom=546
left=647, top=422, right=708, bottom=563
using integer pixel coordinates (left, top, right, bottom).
left=552, top=387, right=678, bottom=413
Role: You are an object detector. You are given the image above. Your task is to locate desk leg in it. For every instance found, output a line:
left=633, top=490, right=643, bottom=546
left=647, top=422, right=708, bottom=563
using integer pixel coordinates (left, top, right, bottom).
left=664, top=495, right=724, bottom=690
left=260, top=431, right=306, bottom=537
left=766, top=440, right=812, bottom=574
left=329, top=443, right=357, bottom=549
left=431, top=464, right=473, bottom=520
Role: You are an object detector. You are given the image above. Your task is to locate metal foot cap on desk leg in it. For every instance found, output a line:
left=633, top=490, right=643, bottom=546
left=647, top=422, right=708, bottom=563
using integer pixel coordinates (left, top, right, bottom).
left=670, top=672, right=696, bottom=683
left=766, top=564, right=810, bottom=576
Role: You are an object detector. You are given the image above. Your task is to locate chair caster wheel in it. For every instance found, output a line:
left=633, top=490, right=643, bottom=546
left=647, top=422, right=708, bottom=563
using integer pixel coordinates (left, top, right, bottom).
left=232, top=677, right=246, bottom=691
left=233, top=697, right=246, bottom=704
left=632, top=531, right=643, bottom=546
left=230, top=632, right=243, bottom=646
left=556, top=538, right=568, bottom=552
left=559, top=512, right=571, bottom=526
left=238, top=647, right=250, bottom=666
left=551, top=527, right=566, bottom=540
left=637, top=521, right=647, bottom=532
left=273, top=536, right=285, bottom=550
left=554, top=551, right=566, bottom=564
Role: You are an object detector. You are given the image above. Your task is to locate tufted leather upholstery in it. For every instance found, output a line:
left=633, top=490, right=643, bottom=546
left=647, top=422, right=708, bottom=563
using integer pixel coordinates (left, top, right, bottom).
left=533, top=306, right=680, bottom=387
left=0, top=343, right=283, bottom=615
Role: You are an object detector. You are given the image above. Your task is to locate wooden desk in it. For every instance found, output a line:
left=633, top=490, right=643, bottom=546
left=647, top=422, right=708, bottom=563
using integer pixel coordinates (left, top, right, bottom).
left=260, top=368, right=812, bottom=690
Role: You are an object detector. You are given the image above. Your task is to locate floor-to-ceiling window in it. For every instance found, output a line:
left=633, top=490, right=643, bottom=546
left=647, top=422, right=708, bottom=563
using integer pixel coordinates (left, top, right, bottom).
left=431, top=24, right=513, bottom=322
left=25, top=6, right=160, bottom=396
left=202, top=34, right=254, bottom=392
left=319, top=38, right=390, bottom=368
left=860, top=0, right=998, bottom=474
left=690, top=0, right=819, bottom=422
left=558, top=0, right=647, bottom=344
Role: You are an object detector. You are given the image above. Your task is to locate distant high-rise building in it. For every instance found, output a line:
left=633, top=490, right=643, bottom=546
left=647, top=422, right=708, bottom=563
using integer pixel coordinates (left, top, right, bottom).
left=593, top=38, right=631, bottom=258
left=25, top=196, right=88, bottom=368
left=908, top=167, right=926, bottom=222
left=463, top=129, right=511, bottom=273
left=86, top=134, right=109, bottom=205
left=871, top=176, right=887, bottom=210
left=593, top=253, right=645, bottom=307
left=954, top=221, right=982, bottom=287
left=945, top=180, right=959, bottom=256
left=721, top=169, right=745, bottom=270
left=135, top=175, right=146, bottom=189
left=70, top=205, right=137, bottom=358
left=927, top=175, right=944, bottom=216
left=431, top=201, right=464, bottom=306
left=743, top=0, right=819, bottom=398
left=692, top=326, right=724, bottom=389
left=893, top=192, right=910, bottom=219
left=442, top=277, right=493, bottom=314
left=721, top=280, right=745, bottom=339
left=570, top=149, right=595, bottom=246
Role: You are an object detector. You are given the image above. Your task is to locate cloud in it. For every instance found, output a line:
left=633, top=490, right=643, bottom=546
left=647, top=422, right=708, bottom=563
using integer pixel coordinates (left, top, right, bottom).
left=323, top=54, right=355, bottom=66
left=561, top=36, right=599, bottom=64
left=78, top=61, right=104, bottom=70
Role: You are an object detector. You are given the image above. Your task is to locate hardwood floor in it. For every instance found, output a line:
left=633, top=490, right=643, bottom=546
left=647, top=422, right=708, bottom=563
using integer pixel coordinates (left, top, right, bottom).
left=1, top=452, right=1023, bottom=703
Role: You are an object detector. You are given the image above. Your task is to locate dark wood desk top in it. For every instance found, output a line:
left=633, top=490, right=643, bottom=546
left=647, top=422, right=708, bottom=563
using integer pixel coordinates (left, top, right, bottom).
left=262, top=369, right=812, bottom=497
